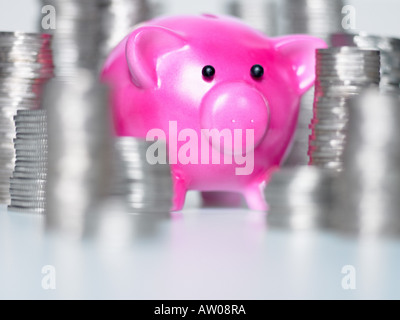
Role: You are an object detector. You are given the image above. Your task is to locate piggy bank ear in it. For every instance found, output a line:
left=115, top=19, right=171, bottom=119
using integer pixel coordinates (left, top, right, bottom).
left=273, top=35, right=327, bottom=95
left=126, top=26, right=187, bottom=88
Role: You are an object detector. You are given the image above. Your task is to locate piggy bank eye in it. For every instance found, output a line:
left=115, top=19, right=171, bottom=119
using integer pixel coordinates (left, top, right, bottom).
left=251, top=64, right=264, bottom=79
left=202, top=65, right=215, bottom=79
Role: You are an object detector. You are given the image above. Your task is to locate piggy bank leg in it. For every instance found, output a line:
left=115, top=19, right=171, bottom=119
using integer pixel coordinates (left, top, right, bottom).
left=201, top=192, right=244, bottom=208
left=243, top=166, right=280, bottom=211
left=243, top=184, right=268, bottom=211
left=171, top=175, right=187, bottom=212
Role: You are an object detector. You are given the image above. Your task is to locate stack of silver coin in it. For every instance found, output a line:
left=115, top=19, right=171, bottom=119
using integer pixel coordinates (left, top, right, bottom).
left=98, top=0, right=152, bottom=62
left=114, top=137, right=174, bottom=214
left=44, top=70, right=113, bottom=234
left=0, top=32, right=53, bottom=204
left=308, top=47, right=381, bottom=172
left=331, top=90, right=400, bottom=236
left=276, top=0, right=344, bottom=42
left=40, top=0, right=101, bottom=76
left=227, top=0, right=277, bottom=36
left=8, top=110, right=47, bottom=214
left=265, top=166, right=335, bottom=230
left=276, top=0, right=344, bottom=166
left=331, top=33, right=400, bottom=93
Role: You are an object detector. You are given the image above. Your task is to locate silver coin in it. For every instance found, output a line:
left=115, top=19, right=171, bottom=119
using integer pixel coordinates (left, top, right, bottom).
left=7, top=206, right=45, bottom=214
left=15, top=149, right=48, bottom=155
left=15, top=157, right=47, bottom=164
left=9, top=199, right=45, bottom=208
left=13, top=166, right=47, bottom=174
left=13, top=140, right=48, bottom=147
left=9, top=187, right=46, bottom=195
left=15, top=130, right=47, bottom=136
left=14, top=114, right=47, bottom=119
left=12, top=171, right=47, bottom=179
left=10, top=176, right=46, bottom=183
left=15, top=109, right=47, bottom=115
left=15, top=135, right=48, bottom=141
left=10, top=183, right=46, bottom=191
left=9, top=193, right=46, bottom=201
left=13, top=170, right=48, bottom=177
left=15, top=132, right=48, bottom=138
left=15, top=118, right=47, bottom=124
left=14, top=162, right=47, bottom=169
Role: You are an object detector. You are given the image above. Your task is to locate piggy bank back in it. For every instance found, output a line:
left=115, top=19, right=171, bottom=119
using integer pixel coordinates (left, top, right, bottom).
left=101, top=14, right=326, bottom=211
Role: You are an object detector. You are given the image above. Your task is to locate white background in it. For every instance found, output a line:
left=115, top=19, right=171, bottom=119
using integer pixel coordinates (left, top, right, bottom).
left=0, top=0, right=399, bottom=37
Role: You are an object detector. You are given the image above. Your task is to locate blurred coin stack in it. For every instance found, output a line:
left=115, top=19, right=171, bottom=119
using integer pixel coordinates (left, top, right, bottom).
left=331, top=90, right=400, bottom=236
left=115, top=137, right=174, bottom=214
left=0, top=32, right=53, bottom=204
left=266, top=166, right=335, bottom=230
left=227, top=0, right=277, bottom=36
left=8, top=110, right=47, bottom=214
left=41, top=0, right=101, bottom=76
left=45, top=70, right=113, bottom=234
left=331, top=33, right=400, bottom=93
left=276, top=0, right=344, bottom=42
left=276, top=0, right=344, bottom=166
left=98, top=0, right=152, bottom=63
left=308, top=47, right=380, bottom=172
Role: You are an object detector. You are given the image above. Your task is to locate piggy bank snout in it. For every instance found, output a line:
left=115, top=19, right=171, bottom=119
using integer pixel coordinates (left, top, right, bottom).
left=200, top=82, right=269, bottom=153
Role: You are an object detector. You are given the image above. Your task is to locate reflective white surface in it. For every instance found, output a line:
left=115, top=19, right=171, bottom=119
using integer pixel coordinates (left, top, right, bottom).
left=1, top=194, right=400, bottom=300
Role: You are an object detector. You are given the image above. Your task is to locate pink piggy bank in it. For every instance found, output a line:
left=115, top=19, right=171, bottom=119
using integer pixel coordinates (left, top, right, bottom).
left=101, top=14, right=326, bottom=211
